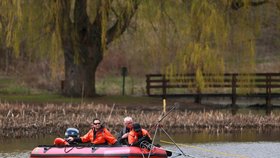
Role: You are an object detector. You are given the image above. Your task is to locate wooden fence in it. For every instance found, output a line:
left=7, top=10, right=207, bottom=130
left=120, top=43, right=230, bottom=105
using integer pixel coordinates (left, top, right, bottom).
left=146, top=73, right=280, bottom=108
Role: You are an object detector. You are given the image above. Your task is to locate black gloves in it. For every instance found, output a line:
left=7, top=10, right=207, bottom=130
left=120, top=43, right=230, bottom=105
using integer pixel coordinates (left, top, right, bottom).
left=131, top=135, right=152, bottom=146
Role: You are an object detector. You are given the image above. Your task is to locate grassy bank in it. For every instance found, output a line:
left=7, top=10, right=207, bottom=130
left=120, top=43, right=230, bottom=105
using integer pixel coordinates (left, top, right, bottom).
left=1, top=103, right=280, bottom=139
left=0, top=75, right=166, bottom=108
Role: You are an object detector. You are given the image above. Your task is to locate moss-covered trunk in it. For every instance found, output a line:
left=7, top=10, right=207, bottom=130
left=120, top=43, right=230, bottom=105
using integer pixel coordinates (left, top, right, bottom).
left=56, top=0, right=138, bottom=97
left=62, top=36, right=103, bottom=97
left=58, top=0, right=103, bottom=97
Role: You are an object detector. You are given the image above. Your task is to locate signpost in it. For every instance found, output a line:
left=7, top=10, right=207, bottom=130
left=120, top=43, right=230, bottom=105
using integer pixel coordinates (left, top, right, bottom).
left=121, top=67, right=128, bottom=96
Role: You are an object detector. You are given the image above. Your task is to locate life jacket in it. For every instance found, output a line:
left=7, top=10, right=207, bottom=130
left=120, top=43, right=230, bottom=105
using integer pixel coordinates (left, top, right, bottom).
left=53, top=137, right=69, bottom=146
left=128, top=128, right=151, bottom=145
left=80, top=127, right=117, bottom=145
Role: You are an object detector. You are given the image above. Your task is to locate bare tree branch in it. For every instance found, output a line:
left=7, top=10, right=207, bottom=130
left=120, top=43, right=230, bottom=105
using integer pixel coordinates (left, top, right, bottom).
left=231, top=0, right=269, bottom=10
left=106, top=0, right=140, bottom=45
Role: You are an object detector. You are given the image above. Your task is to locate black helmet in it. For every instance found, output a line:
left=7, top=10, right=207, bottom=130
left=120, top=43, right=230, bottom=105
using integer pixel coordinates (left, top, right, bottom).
left=133, top=123, right=142, bottom=132
left=65, top=128, right=79, bottom=138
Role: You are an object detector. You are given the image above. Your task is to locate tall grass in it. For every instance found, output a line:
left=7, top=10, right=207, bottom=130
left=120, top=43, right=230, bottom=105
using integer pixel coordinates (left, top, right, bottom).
left=1, top=103, right=280, bottom=139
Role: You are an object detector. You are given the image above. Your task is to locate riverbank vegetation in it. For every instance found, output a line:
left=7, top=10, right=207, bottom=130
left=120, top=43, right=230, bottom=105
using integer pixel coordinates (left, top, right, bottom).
left=1, top=103, right=280, bottom=139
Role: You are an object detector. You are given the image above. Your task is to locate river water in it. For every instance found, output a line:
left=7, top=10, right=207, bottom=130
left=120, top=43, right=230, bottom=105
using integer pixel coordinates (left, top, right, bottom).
left=0, top=130, right=279, bottom=158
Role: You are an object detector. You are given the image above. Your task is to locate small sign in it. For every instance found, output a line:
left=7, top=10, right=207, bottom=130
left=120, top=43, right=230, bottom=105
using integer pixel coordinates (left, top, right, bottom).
left=121, top=67, right=128, bottom=76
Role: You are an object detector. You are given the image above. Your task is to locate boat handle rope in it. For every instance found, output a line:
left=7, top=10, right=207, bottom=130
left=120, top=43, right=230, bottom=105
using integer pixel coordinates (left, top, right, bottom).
left=64, top=146, right=75, bottom=153
left=58, top=144, right=93, bottom=154
left=43, top=147, right=51, bottom=153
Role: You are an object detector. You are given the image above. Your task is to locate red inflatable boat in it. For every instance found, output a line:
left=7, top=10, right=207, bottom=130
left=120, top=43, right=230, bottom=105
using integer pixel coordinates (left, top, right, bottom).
left=30, top=145, right=170, bottom=158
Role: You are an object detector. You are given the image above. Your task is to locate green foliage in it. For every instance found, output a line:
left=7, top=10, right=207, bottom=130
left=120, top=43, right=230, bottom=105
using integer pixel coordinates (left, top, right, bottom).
left=1, top=0, right=279, bottom=96
left=101, top=0, right=109, bottom=52
left=0, top=75, right=154, bottom=104
left=161, top=0, right=228, bottom=92
left=96, top=75, right=145, bottom=95
left=86, top=0, right=98, bottom=23
left=0, top=85, right=31, bottom=95
left=105, top=0, right=279, bottom=95
left=0, top=93, right=80, bottom=103
left=0, top=76, right=30, bottom=94
left=0, top=77, right=14, bottom=85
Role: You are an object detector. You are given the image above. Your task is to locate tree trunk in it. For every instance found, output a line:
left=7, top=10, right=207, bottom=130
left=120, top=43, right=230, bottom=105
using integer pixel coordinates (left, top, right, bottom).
left=57, top=0, right=138, bottom=97
left=62, top=41, right=102, bottom=97
left=58, top=0, right=103, bottom=97
left=63, top=34, right=103, bottom=97
left=64, top=58, right=96, bottom=97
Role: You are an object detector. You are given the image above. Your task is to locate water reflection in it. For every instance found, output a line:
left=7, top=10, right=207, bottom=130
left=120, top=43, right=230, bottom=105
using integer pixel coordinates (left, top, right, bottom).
left=0, top=135, right=55, bottom=153
left=1, top=131, right=280, bottom=158
left=164, top=142, right=280, bottom=158
left=158, top=130, right=280, bottom=158
left=0, top=152, right=30, bottom=158
left=160, top=129, right=280, bottom=143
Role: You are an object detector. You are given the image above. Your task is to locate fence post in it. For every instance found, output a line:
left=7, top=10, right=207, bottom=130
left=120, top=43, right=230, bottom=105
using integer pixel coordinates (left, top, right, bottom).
left=266, top=74, right=272, bottom=115
left=162, top=75, right=167, bottom=99
left=195, top=87, right=201, bottom=104
left=231, top=74, right=237, bottom=107
left=231, top=74, right=238, bottom=115
left=146, top=75, right=150, bottom=96
left=61, top=80, right=65, bottom=91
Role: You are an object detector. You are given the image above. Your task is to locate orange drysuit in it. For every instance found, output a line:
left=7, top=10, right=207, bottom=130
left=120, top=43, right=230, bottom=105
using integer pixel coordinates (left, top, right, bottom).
left=80, top=127, right=117, bottom=145
left=128, top=129, right=151, bottom=145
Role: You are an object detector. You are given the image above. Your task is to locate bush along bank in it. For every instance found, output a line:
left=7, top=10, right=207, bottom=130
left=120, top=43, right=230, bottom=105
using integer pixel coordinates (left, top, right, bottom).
left=0, top=103, right=280, bottom=139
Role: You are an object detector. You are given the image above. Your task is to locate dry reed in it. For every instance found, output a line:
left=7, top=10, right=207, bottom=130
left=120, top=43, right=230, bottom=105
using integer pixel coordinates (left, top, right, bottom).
left=0, top=103, right=280, bottom=139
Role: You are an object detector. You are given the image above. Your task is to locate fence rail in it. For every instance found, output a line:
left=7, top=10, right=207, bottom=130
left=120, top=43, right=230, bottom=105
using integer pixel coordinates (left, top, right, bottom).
left=146, top=73, right=280, bottom=108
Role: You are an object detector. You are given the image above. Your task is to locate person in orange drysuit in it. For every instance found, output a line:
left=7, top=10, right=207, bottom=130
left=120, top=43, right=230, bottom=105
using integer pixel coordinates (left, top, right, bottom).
left=67, top=118, right=117, bottom=145
left=128, top=123, right=152, bottom=146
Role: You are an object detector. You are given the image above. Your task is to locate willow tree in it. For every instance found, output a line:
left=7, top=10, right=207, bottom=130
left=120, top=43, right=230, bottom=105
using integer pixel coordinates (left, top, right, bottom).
left=0, top=0, right=21, bottom=73
left=100, top=0, right=277, bottom=95
left=3, top=0, right=139, bottom=97
left=132, top=0, right=230, bottom=91
left=53, top=0, right=139, bottom=97
left=0, top=1, right=11, bottom=72
left=3, top=0, right=278, bottom=97
left=159, top=0, right=275, bottom=92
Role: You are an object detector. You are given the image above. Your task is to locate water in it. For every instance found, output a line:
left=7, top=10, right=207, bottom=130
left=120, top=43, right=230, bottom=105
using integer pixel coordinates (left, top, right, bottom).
left=164, top=142, right=280, bottom=158
left=0, top=136, right=54, bottom=158
left=160, top=130, right=280, bottom=158
left=1, top=131, right=280, bottom=158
